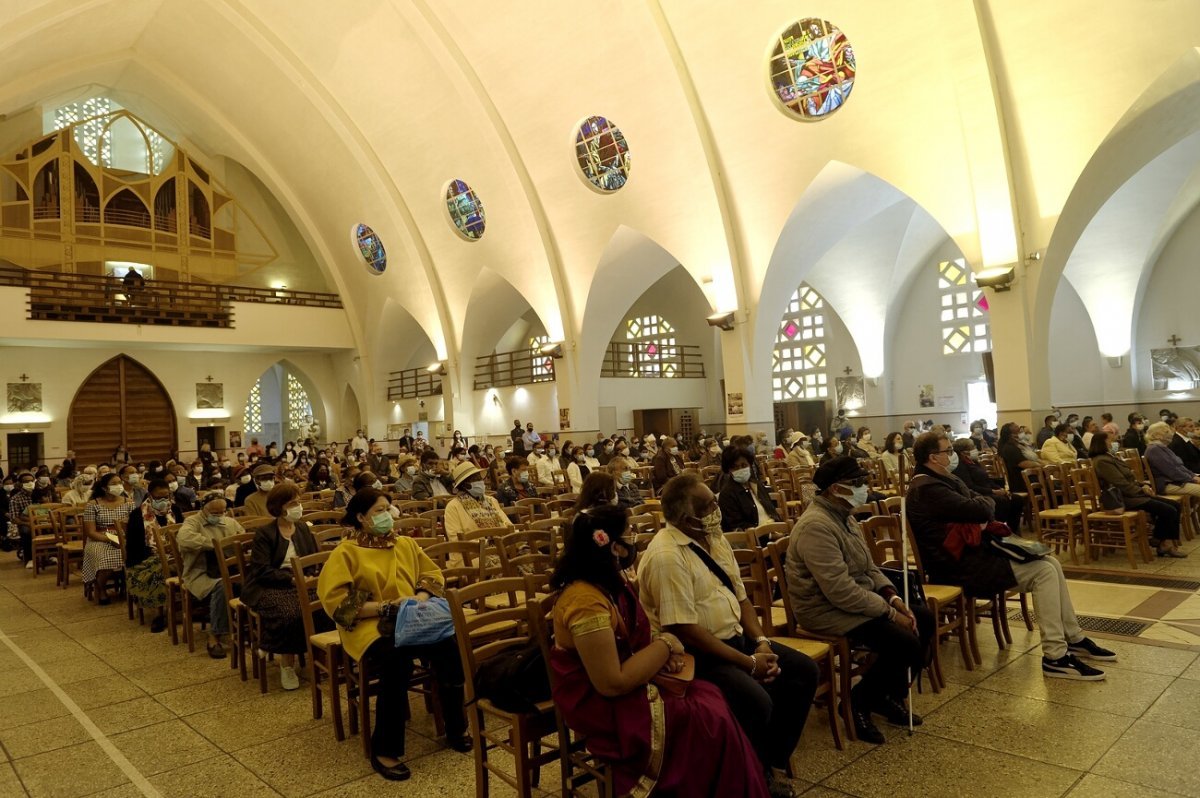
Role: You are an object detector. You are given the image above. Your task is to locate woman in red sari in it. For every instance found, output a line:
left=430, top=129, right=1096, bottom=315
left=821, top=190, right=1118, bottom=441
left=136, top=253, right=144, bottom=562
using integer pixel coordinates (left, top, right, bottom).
left=550, top=506, right=768, bottom=797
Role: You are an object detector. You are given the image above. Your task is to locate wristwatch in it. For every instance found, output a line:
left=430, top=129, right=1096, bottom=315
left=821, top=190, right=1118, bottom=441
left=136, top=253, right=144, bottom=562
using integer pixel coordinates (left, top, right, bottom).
left=754, top=635, right=770, bottom=646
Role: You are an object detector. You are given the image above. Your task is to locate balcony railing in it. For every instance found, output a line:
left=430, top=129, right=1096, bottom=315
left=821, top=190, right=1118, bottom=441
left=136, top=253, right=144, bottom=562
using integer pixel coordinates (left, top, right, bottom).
left=0, top=264, right=343, bottom=328
left=387, top=366, right=444, bottom=400
left=600, top=341, right=705, bottom=378
left=475, top=348, right=556, bottom=389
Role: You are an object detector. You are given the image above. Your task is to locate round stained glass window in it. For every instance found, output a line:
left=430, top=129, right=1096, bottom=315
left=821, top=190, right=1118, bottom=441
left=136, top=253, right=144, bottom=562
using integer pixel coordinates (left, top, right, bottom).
left=575, top=116, right=630, bottom=192
left=768, top=18, right=856, bottom=120
left=445, top=179, right=485, bottom=240
left=354, top=223, right=386, bottom=275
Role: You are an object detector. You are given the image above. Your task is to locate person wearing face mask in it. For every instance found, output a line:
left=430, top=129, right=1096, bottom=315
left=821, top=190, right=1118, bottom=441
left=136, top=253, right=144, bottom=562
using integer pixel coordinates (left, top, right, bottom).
left=125, top=478, right=183, bottom=633
left=1169, top=416, right=1200, bottom=473
left=7, top=472, right=38, bottom=567
left=549, top=505, right=769, bottom=797
left=1122, top=412, right=1148, bottom=455
left=31, top=468, right=57, bottom=505
left=62, top=469, right=97, bottom=506
left=114, top=464, right=146, bottom=506
left=243, top=483, right=328, bottom=690
left=242, top=465, right=277, bottom=516
left=596, top=438, right=615, bottom=467
left=784, top=431, right=815, bottom=469
left=0, top=476, right=12, bottom=553
left=1093, top=430, right=1184, bottom=557
left=651, top=437, right=686, bottom=492
left=522, top=423, right=542, bottom=454
left=572, top=471, right=623, bottom=514
left=638, top=473, right=817, bottom=798
left=879, top=432, right=906, bottom=481
left=526, top=443, right=555, bottom=488
left=854, top=427, right=879, bottom=458
left=318, top=488, right=470, bottom=779
left=496, top=457, right=535, bottom=506
left=1034, top=414, right=1058, bottom=448
left=444, top=462, right=513, bottom=551
left=186, top=459, right=209, bottom=493
left=607, top=459, right=643, bottom=510
left=951, top=438, right=1026, bottom=533
left=411, top=451, right=453, bottom=500
left=717, top=448, right=781, bottom=537
left=907, top=431, right=1114, bottom=681
left=788, top=457, right=933, bottom=744
left=1038, top=423, right=1080, bottom=466
left=566, top=445, right=593, bottom=493
left=819, top=434, right=845, bottom=465
left=394, top=456, right=419, bottom=494
left=996, top=423, right=1042, bottom=494
left=696, top=439, right=722, bottom=470
left=335, top=470, right=380, bottom=510
left=177, top=494, right=245, bottom=657
left=81, top=473, right=137, bottom=601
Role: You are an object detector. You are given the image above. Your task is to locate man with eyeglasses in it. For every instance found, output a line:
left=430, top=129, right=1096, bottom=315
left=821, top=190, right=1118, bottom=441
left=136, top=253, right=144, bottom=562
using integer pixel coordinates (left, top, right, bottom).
left=906, top=431, right=1115, bottom=681
left=787, top=457, right=933, bottom=744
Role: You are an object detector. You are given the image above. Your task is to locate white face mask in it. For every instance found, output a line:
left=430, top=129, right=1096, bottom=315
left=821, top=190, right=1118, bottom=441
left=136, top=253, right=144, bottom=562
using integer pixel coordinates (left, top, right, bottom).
left=843, top=483, right=869, bottom=506
left=833, top=444, right=843, bottom=455
left=285, top=505, right=303, bottom=521
left=947, top=452, right=960, bottom=471
left=405, top=466, right=417, bottom=476
left=731, top=467, right=752, bottom=484
left=2, top=485, right=12, bottom=493
left=37, top=476, right=50, bottom=486
left=893, top=441, right=903, bottom=452
left=193, top=468, right=203, bottom=475
left=258, top=480, right=275, bottom=492
left=240, top=475, right=252, bottom=484
left=861, top=434, right=872, bottom=443
left=669, top=447, right=679, bottom=455
left=168, top=481, right=179, bottom=492
left=467, top=482, right=486, bottom=499
left=107, top=484, right=125, bottom=497
left=372, top=480, right=383, bottom=490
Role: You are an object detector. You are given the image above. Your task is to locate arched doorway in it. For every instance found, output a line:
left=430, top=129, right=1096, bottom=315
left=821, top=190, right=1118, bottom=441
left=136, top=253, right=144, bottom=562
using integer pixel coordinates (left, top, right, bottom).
left=242, top=363, right=319, bottom=447
left=68, top=355, right=177, bottom=463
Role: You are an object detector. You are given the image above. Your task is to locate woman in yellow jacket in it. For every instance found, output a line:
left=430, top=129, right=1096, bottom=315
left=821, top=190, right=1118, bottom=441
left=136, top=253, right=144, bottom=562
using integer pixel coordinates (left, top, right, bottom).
left=1039, top=423, right=1080, bottom=465
left=317, top=488, right=470, bottom=781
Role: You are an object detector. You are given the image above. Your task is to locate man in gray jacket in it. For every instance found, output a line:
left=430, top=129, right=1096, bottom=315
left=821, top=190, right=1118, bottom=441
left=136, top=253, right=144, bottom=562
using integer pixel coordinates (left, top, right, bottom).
left=787, top=457, right=933, bottom=744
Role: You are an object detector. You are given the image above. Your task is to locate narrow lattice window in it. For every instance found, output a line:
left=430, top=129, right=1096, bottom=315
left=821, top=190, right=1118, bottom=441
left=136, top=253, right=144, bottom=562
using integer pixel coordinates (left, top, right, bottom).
left=938, top=259, right=990, bottom=355
left=772, top=283, right=829, bottom=401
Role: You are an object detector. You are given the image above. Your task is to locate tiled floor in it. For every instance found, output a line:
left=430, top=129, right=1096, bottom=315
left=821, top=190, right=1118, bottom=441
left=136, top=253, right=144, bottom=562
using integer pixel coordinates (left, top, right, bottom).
left=2, top=549, right=1200, bottom=798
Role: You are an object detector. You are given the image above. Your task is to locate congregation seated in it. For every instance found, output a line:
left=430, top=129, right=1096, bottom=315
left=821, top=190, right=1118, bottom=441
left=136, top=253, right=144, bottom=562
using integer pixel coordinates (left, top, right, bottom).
left=1168, top=417, right=1200, bottom=472
left=1122, top=413, right=1147, bottom=454
left=334, top=469, right=379, bottom=509
left=495, top=456, right=535, bottom=506
left=316, top=488, right=470, bottom=780
left=1035, top=414, right=1057, bottom=448
left=411, top=450, right=453, bottom=499
left=651, top=437, right=685, bottom=492
left=787, top=456, right=933, bottom=744
left=573, top=470, right=618, bottom=513
left=1146, top=421, right=1200, bottom=501
left=607, top=457, right=644, bottom=510
left=1088, top=431, right=1184, bottom=557
left=996, top=422, right=1041, bottom=494
left=177, top=494, right=245, bottom=657
left=879, top=432, right=904, bottom=479
left=905, top=430, right=1116, bottom=680
left=1038, top=423, right=1079, bottom=465
left=62, top=471, right=96, bottom=506
left=717, top=446, right=781, bottom=536
left=242, top=464, right=278, bottom=516
left=951, top=438, right=1025, bottom=533
left=444, top=462, right=512, bottom=546
left=638, top=472, right=817, bottom=797
left=242, top=482, right=329, bottom=691
left=125, top=477, right=183, bottom=632
left=82, top=473, right=136, bottom=603
left=393, top=455, right=417, bottom=493
left=566, top=444, right=594, bottom=493
left=784, top=431, right=815, bottom=468
left=549, top=505, right=770, bottom=797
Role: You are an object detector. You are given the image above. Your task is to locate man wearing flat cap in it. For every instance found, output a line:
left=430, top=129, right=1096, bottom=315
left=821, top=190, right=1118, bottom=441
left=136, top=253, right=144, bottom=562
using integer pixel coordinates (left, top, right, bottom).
left=787, top=456, right=933, bottom=744
left=242, top=463, right=278, bottom=517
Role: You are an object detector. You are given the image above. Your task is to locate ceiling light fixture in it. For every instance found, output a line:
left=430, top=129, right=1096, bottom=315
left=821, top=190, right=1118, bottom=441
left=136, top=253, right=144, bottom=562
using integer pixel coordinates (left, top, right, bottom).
left=973, top=266, right=1016, bottom=292
left=706, top=311, right=736, bottom=331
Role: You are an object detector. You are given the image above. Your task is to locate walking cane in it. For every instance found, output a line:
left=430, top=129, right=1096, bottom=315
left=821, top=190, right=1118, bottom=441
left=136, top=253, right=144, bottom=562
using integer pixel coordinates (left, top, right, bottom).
left=899, top=491, right=916, bottom=735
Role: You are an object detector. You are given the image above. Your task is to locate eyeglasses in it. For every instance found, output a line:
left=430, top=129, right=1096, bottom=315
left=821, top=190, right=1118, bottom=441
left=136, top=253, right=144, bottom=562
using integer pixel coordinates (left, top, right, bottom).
left=843, top=477, right=869, bottom=487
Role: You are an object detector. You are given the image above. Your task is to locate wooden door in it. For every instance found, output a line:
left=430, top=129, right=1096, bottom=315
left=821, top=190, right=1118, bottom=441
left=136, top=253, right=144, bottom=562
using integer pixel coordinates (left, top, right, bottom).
left=68, top=355, right=176, bottom=464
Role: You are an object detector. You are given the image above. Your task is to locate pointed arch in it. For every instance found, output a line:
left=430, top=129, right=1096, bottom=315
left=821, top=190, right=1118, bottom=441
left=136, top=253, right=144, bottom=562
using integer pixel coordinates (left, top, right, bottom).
left=458, top=266, right=553, bottom=369
left=104, top=187, right=150, bottom=228
left=68, top=354, right=177, bottom=463
left=32, top=160, right=59, bottom=219
left=73, top=161, right=99, bottom=223
left=242, top=359, right=327, bottom=445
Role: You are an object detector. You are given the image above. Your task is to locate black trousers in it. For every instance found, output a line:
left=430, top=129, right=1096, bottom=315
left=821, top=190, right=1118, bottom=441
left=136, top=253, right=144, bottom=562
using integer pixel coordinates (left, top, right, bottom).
left=996, top=494, right=1026, bottom=534
left=846, top=607, right=935, bottom=709
left=364, top=635, right=467, bottom=758
left=1137, top=497, right=1180, bottom=541
left=696, top=635, right=818, bottom=771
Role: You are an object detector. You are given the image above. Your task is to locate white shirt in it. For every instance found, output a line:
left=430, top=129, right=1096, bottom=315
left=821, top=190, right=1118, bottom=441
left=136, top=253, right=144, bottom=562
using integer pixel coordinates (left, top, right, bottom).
left=639, top=523, right=746, bottom=640
left=282, top=539, right=297, bottom=564
left=352, top=436, right=368, bottom=452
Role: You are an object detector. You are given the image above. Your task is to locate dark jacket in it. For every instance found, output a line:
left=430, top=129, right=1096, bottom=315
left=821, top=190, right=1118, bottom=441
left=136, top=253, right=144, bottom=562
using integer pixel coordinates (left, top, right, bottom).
left=1091, top=454, right=1154, bottom=508
left=952, top=455, right=1002, bottom=497
left=411, top=470, right=454, bottom=501
left=496, top=477, right=533, bottom=507
left=1169, top=434, right=1200, bottom=473
left=1121, top=428, right=1146, bottom=455
left=718, top=478, right=780, bottom=531
left=241, top=520, right=318, bottom=608
left=905, top=466, right=1015, bottom=596
left=651, top=450, right=685, bottom=491
left=124, top=504, right=184, bottom=568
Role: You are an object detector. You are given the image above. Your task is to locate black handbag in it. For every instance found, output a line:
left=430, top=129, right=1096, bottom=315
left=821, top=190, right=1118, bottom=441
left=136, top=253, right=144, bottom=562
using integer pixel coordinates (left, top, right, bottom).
left=878, top=567, right=926, bottom=609
left=1100, top=486, right=1125, bottom=511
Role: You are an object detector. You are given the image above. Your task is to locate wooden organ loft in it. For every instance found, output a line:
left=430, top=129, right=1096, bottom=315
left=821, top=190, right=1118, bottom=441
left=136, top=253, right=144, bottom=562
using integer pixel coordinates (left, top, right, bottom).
left=0, top=109, right=340, bottom=326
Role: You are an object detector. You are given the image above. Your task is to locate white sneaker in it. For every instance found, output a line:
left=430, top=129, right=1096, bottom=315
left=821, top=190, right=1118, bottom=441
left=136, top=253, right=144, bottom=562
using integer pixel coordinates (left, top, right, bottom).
left=279, top=666, right=300, bottom=691
left=25, top=561, right=34, bottom=570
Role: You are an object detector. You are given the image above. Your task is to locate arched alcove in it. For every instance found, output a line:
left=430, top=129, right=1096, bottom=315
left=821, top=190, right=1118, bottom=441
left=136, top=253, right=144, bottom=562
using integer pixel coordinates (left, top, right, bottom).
left=342, top=385, right=363, bottom=440
left=104, top=188, right=150, bottom=228
left=68, top=354, right=177, bottom=463
left=242, top=361, right=323, bottom=447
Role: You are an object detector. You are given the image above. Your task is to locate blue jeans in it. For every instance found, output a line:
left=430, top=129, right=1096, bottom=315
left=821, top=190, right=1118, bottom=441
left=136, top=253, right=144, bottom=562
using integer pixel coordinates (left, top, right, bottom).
left=205, top=583, right=230, bottom=635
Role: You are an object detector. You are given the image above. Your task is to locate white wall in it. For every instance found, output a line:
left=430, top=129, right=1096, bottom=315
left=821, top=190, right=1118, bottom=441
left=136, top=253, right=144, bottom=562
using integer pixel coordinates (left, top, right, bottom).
left=1135, top=200, right=1200, bottom=402
left=1048, top=278, right=1105, bottom=405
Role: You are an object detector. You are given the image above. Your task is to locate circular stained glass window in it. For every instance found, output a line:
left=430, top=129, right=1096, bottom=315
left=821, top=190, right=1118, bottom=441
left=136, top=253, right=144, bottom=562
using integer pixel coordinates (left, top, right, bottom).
left=768, top=18, right=856, bottom=120
left=354, top=223, right=386, bottom=275
left=575, top=116, right=630, bottom=192
left=445, top=179, right=486, bottom=240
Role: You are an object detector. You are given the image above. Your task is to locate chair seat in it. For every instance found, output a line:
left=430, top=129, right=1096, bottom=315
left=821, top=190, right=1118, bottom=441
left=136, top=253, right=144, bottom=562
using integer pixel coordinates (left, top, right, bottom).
left=771, top=606, right=788, bottom=628
left=1157, top=495, right=1184, bottom=505
left=60, top=541, right=84, bottom=552
left=478, top=696, right=556, bottom=720
left=229, top=597, right=243, bottom=610
left=1039, top=507, right=1081, bottom=519
left=33, top=534, right=56, bottom=544
left=770, top=636, right=831, bottom=659
left=1088, top=510, right=1140, bottom=520
left=310, top=630, right=342, bottom=651
left=923, top=584, right=963, bottom=604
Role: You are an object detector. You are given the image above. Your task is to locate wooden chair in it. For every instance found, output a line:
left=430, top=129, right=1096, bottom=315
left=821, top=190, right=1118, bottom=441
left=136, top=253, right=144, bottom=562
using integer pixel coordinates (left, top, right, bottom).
left=502, top=504, right=534, bottom=527
left=215, top=533, right=262, bottom=688
left=396, top=500, right=434, bottom=516
left=423, top=540, right=486, bottom=591
left=751, top=522, right=791, bottom=543
left=28, top=503, right=66, bottom=577
left=447, top=577, right=560, bottom=797
left=526, top=589, right=615, bottom=798
left=159, top=525, right=204, bottom=650
left=1022, top=467, right=1082, bottom=563
left=515, top=497, right=549, bottom=520
left=496, top=530, right=555, bottom=577
left=300, top=510, right=343, bottom=524
left=432, top=494, right=456, bottom=509
left=1143, top=456, right=1197, bottom=541
left=626, top=513, right=659, bottom=536
left=291, top=551, right=347, bottom=740
left=52, top=506, right=87, bottom=588
left=395, top=517, right=437, bottom=539
left=313, top=527, right=345, bottom=550
left=880, top=496, right=903, bottom=517
left=1070, top=466, right=1152, bottom=567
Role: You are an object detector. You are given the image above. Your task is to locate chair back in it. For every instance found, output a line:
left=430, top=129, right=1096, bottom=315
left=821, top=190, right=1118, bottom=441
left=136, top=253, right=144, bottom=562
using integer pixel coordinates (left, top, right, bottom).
left=858, top=515, right=907, bottom=570
left=497, top=530, right=555, bottom=576
left=446, top=577, right=533, bottom=709
left=301, top=510, right=343, bottom=523
left=313, top=526, right=344, bottom=550
left=502, top=504, right=534, bottom=527
left=515, top=497, right=549, bottom=520
left=849, top=501, right=879, bottom=522
left=291, top=550, right=332, bottom=644
left=53, top=506, right=87, bottom=544
left=752, top=522, right=791, bottom=542
left=240, top=516, right=276, bottom=533
left=545, top=498, right=576, bottom=517
left=1070, top=467, right=1105, bottom=513
left=626, top=513, right=658, bottom=535
left=880, top=495, right=903, bottom=517
left=432, top=494, right=456, bottom=509
left=156, top=524, right=184, bottom=579
left=215, top=532, right=255, bottom=608
left=395, top=517, right=437, bottom=538
left=762, top=538, right=798, bottom=635
left=29, top=503, right=68, bottom=535
left=396, top=500, right=434, bottom=516
left=422, top=539, right=486, bottom=588
left=723, top=529, right=754, bottom=550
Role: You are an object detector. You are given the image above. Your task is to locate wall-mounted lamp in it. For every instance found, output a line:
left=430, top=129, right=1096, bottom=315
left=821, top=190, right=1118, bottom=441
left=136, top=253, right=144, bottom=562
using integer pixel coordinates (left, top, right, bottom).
left=539, top=342, right=564, bottom=359
left=426, top=361, right=447, bottom=375
left=706, top=311, right=736, bottom=331
left=1106, top=356, right=1124, bottom=368
left=973, top=266, right=1016, bottom=292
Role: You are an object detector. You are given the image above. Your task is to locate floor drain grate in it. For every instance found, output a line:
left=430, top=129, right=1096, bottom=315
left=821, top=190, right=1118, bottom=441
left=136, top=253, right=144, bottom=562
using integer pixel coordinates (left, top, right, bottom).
left=1063, top=571, right=1200, bottom=591
left=1010, top=610, right=1149, bottom=637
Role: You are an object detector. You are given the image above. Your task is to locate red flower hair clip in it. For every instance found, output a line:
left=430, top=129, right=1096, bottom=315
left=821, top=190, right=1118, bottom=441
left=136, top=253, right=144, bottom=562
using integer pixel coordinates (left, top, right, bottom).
left=592, top=530, right=610, bottom=547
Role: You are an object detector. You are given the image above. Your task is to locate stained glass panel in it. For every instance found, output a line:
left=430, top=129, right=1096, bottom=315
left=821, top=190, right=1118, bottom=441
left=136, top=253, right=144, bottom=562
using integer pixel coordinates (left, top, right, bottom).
left=575, top=116, right=631, bottom=192
left=355, top=223, right=387, bottom=275
left=445, top=179, right=486, bottom=240
left=773, top=283, right=830, bottom=400
left=768, top=19, right=856, bottom=120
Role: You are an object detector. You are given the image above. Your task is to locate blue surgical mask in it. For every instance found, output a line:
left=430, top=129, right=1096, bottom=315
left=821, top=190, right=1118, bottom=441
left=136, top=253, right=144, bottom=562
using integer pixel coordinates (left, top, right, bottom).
left=368, top=512, right=394, bottom=535
left=620, top=471, right=634, bottom=484
left=732, top=467, right=752, bottom=484
left=947, top=452, right=960, bottom=471
left=205, top=514, right=224, bottom=526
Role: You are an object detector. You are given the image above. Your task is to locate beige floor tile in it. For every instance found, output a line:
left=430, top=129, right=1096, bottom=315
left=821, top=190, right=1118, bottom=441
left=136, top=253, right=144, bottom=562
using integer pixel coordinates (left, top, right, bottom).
left=976, top=651, right=1175, bottom=717
left=0, top=688, right=69, bottom=731
left=182, top=689, right=324, bottom=751
left=77, top=784, right=142, bottom=798
left=1093, top=719, right=1200, bottom=795
left=10, top=741, right=128, bottom=798
left=1178, top=655, right=1200, bottom=681
left=1067, top=581, right=1159, bottom=617
left=911, top=678, right=970, bottom=716
left=232, top=725, right=376, bottom=797
left=1138, top=622, right=1200, bottom=647
left=936, top=642, right=1026, bottom=687
left=1066, top=773, right=1187, bottom=797
left=2, top=630, right=87, bottom=665
left=153, top=673, right=255, bottom=717
left=1140, top=678, right=1200, bottom=731
left=1089, top=638, right=1198, bottom=677
left=800, top=789, right=859, bottom=798
left=36, top=654, right=118, bottom=687
left=92, top=696, right=176, bottom=736
left=0, top=612, right=53, bottom=634
left=147, top=753, right=281, bottom=798
left=59, top=675, right=147, bottom=712
left=0, top=715, right=90, bottom=760
left=124, top=654, right=239, bottom=695
left=0, top=667, right=42, bottom=699
left=919, top=687, right=1131, bottom=770
left=789, top=712, right=874, bottom=784
left=0, top=761, right=27, bottom=797
left=53, top=616, right=140, bottom=641
left=306, top=748, right=549, bottom=798
left=823, top=732, right=1081, bottom=798
left=108, top=719, right=220, bottom=777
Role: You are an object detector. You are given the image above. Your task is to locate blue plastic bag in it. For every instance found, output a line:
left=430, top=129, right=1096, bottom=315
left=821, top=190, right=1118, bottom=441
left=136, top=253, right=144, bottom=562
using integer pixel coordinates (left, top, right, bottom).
left=392, top=597, right=456, bottom=648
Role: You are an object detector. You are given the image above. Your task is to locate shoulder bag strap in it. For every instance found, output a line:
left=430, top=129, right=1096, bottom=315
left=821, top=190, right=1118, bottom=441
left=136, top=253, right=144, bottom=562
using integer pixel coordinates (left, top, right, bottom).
left=686, top=542, right=737, bottom=595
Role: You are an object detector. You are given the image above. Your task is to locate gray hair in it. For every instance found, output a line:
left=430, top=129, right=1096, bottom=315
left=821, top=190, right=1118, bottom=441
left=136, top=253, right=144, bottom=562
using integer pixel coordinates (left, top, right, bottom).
left=1145, top=421, right=1174, bottom=445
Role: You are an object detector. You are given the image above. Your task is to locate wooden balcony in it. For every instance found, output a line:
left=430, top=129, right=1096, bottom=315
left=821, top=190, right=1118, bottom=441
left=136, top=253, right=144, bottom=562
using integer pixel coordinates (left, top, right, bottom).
left=600, top=341, right=705, bottom=378
left=387, top=366, right=444, bottom=400
left=475, top=348, right=556, bottom=389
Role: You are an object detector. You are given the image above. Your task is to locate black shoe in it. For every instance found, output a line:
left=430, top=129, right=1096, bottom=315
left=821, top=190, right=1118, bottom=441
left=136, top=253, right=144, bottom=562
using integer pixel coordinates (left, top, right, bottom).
left=207, top=641, right=226, bottom=660
left=149, top=616, right=167, bottom=634
left=766, top=772, right=797, bottom=798
left=371, top=756, right=411, bottom=781
left=1067, top=637, right=1117, bottom=662
left=1042, top=653, right=1104, bottom=681
left=873, top=696, right=923, bottom=727
left=97, top=598, right=111, bottom=606
left=852, top=710, right=885, bottom=744
left=446, top=734, right=472, bottom=753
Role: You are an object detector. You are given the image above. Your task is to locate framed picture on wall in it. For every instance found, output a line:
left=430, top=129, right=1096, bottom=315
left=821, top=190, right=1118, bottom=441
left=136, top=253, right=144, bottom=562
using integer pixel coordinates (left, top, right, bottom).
left=229, top=430, right=242, bottom=449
